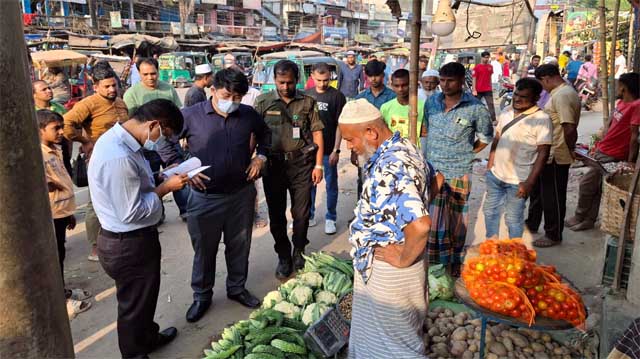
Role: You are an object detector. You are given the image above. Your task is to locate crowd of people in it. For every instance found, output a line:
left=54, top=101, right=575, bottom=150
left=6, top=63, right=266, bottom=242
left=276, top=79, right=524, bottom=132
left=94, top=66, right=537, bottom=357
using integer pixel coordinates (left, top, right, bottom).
left=34, top=46, right=639, bottom=358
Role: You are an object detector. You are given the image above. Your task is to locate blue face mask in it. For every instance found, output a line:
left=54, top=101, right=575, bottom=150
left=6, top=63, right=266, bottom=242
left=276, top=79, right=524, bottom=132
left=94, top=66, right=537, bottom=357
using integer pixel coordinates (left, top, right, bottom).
left=143, top=125, right=165, bottom=151
left=218, top=98, right=240, bottom=114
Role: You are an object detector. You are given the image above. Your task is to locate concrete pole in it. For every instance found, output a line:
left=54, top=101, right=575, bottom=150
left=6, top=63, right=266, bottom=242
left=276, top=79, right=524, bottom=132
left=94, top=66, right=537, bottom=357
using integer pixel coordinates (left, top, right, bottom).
left=607, top=0, right=622, bottom=125
left=129, top=0, right=134, bottom=21
left=0, top=2, right=74, bottom=358
left=408, top=0, right=422, bottom=145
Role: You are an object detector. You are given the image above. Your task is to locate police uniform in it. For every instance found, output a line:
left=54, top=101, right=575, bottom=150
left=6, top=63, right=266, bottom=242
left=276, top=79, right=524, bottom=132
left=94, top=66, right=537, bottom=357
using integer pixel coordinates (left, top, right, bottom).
left=255, top=90, right=324, bottom=261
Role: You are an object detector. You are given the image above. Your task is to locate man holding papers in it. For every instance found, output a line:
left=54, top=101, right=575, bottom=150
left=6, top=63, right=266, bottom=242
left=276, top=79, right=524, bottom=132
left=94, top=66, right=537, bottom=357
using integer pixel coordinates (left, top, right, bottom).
left=88, top=99, right=188, bottom=358
left=161, top=67, right=271, bottom=322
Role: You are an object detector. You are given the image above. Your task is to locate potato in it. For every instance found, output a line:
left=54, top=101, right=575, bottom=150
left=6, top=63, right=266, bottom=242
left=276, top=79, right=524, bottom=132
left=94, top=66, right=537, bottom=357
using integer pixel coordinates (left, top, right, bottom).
left=462, top=350, right=474, bottom=359
left=452, top=327, right=468, bottom=341
left=444, top=309, right=454, bottom=317
left=508, top=352, right=515, bottom=359
left=469, top=318, right=482, bottom=327
left=541, top=333, right=551, bottom=343
left=486, top=354, right=499, bottom=359
left=428, top=311, right=439, bottom=319
left=562, top=355, right=572, bottom=359
left=504, top=332, right=529, bottom=348
left=489, top=342, right=508, bottom=356
left=450, top=340, right=468, bottom=356
left=522, top=348, right=534, bottom=354
left=545, top=343, right=555, bottom=351
left=503, top=337, right=514, bottom=352
left=466, top=326, right=475, bottom=338
left=468, top=342, right=478, bottom=353
left=428, top=327, right=441, bottom=337
left=533, top=353, right=550, bottom=359
left=426, top=318, right=434, bottom=327
left=531, top=342, right=545, bottom=353
left=432, top=335, right=447, bottom=343
left=432, top=342, right=449, bottom=356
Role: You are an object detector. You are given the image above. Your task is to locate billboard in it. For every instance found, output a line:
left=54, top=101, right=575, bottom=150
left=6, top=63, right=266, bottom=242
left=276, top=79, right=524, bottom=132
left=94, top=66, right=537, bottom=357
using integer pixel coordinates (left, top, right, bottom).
left=310, top=0, right=347, bottom=8
left=323, top=26, right=348, bottom=45
left=562, top=10, right=597, bottom=48
left=437, top=0, right=536, bottom=50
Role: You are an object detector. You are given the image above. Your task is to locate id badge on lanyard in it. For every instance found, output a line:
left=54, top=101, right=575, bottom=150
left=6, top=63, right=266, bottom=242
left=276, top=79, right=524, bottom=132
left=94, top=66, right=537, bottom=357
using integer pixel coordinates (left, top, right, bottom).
left=292, top=114, right=301, bottom=140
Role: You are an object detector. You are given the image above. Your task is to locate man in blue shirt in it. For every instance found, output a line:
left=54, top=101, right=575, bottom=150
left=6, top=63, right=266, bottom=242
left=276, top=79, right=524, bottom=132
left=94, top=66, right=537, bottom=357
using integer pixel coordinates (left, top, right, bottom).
left=338, top=51, right=365, bottom=98
left=160, top=68, right=271, bottom=322
left=424, top=62, right=494, bottom=276
left=565, top=55, right=583, bottom=86
left=89, top=99, right=189, bottom=358
left=353, top=60, right=397, bottom=198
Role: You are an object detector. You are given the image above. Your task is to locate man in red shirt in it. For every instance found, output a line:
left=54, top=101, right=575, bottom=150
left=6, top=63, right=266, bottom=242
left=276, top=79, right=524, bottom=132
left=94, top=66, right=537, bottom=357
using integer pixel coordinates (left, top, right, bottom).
left=566, top=72, right=640, bottom=230
left=473, top=51, right=497, bottom=123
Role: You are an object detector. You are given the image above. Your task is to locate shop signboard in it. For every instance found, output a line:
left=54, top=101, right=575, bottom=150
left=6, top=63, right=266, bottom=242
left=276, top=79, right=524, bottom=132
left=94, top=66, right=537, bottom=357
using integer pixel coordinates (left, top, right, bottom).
left=310, top=0, right=347, bottom=8
left=243, top=0, right=261, bottom=10
left=323, top=26, right=348, bottom=45
left=562, top=10, right=597, bottom=48
left=202, top=0, right=226, bottom=4
left=110, top=11, right=122, bottom=28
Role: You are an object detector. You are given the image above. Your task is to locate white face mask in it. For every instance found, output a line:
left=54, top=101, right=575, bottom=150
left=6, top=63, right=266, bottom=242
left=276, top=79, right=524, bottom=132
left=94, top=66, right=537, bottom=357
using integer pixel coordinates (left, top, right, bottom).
left=217, top=98, right=240, bottom=114
left=143, top=124, right=165, bottom=151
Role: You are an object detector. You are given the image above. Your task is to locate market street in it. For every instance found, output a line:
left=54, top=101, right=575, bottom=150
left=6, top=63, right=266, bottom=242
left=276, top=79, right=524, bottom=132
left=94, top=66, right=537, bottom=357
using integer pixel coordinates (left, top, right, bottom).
left=62, top=102, right=607, bottom=358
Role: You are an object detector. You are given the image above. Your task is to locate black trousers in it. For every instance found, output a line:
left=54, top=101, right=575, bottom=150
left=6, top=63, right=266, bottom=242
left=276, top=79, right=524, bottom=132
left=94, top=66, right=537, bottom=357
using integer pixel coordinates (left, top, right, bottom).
left=526, top=161, right=571, bottom=242
left=187, top=184, right=256, bottom=302
left=53, top=216, right=71, bottom=284
left=476, top=91, right=497, bottom=122
left=97, top=227, right=161, bottom=358
left=263, top=156, right=314, bottom=260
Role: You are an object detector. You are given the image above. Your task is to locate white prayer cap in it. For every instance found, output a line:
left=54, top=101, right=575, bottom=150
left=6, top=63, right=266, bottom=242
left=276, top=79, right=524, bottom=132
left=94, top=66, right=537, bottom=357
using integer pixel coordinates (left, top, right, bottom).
left=543, top=56, right=558, bottom=65
left=338, top=99, right=382, bottom=125
left=422, top=69, right=440, bottom=78
left=345, top=50, right=356, bottom=56
left=195, top=64, right=212, bottom=75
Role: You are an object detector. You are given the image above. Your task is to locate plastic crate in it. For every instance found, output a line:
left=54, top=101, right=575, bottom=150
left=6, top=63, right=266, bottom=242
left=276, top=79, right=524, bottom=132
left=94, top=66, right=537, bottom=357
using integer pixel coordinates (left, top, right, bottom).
left=601, top=235, right=633, bottom=289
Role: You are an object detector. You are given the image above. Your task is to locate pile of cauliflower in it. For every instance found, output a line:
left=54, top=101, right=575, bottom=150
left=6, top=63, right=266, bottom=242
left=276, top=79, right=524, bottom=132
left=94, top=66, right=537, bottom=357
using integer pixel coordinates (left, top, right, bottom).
left=262, top=272, right=340, bottom=326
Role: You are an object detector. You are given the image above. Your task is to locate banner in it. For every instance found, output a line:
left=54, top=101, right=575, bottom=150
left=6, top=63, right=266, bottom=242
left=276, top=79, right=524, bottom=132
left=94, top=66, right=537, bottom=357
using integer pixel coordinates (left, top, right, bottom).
left=310, top=0, right=347, bottom=8
left=110, top=11, right=122, bottom=28
left=562, top=10, right=597, bottom=48
left=322, top=26, right=348, bottom=45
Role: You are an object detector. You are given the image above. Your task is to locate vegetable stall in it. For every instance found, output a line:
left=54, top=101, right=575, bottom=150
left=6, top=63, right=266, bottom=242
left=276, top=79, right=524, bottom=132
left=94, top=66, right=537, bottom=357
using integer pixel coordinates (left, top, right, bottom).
left=201, top=244, right=590, bottom=359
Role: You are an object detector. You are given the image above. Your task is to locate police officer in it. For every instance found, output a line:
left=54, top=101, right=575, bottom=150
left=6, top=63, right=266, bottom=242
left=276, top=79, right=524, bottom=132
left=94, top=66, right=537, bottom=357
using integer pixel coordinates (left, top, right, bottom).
left=255, top=60, right=325, bottom=278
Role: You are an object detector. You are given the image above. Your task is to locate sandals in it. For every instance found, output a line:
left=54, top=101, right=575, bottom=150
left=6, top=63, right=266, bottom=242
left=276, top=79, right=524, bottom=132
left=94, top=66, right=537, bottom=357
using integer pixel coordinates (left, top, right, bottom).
left=533, top=237, right=562, bottom=248
left=67, top=299, right=92, bottom=320
left=68, top=288, right=92, bottom=301
left=254, top=214, right=268, bottom=228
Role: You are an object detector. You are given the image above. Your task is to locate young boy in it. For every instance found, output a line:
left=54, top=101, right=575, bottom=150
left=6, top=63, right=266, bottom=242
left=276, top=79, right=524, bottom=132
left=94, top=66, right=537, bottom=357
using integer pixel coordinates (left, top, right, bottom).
left=38, top=110, right=92, bottom=318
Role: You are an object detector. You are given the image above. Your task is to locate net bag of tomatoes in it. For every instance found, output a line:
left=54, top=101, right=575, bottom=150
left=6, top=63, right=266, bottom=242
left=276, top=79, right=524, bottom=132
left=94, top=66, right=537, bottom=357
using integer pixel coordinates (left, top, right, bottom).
left=462, top=239, right=586, bottom=329
left=466, top=279, right=536, bottom=325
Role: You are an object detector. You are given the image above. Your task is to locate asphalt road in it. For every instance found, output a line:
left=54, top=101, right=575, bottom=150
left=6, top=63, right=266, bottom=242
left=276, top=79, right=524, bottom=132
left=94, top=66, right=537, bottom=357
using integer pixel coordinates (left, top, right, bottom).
left=64, top=91, right=608, bottom=358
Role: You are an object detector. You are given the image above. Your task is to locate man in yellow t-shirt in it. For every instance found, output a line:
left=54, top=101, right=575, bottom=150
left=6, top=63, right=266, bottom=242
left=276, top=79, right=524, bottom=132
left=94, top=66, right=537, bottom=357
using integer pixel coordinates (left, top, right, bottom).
left=380, top=69, right=425, bottom=142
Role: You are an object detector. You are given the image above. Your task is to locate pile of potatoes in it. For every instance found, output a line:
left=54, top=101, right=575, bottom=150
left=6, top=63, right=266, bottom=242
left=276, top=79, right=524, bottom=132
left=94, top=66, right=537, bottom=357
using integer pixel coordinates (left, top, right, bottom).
left=424, top=307, right=576, bottom=359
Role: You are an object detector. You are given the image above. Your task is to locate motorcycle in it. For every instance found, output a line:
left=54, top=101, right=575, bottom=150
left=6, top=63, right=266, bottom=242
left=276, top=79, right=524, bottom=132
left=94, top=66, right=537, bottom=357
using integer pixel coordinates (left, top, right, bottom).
left=499, top=80, right=514, bottom=110
left=576, top=78, right=598, bottom=111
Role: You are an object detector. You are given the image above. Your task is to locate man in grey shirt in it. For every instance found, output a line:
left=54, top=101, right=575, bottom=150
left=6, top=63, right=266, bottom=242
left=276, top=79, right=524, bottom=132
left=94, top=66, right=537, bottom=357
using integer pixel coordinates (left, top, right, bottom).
left=184, top=64, right=213, bottom=107
left=88, top=99, right=189, bottom=358
left=338, top=50, right=365, bottom=99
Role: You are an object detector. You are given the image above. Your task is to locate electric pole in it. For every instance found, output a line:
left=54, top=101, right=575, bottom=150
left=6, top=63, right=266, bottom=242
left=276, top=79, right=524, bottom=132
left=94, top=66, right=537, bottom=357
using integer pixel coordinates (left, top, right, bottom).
left=0, top=2, right=74, bottom=357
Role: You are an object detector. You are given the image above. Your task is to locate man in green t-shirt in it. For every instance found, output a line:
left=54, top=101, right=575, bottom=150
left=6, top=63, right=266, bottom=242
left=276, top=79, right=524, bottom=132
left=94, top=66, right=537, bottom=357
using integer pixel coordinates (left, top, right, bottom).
left=123, top=58, right=182, bottom=115
left=380, top=69, right=425, bottom=143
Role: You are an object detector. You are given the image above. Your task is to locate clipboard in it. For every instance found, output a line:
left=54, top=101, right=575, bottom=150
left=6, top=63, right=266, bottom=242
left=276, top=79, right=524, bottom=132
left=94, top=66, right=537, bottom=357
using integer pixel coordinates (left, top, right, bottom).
left=575, top=148, right=608, bottom=174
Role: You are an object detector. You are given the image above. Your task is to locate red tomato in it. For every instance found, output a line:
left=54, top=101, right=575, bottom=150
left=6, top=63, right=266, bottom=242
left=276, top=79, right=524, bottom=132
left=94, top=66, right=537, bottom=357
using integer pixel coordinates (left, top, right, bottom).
left=504, top=299, right=516, bottom=310
left=510, top=309, right=522, bottom=318
left=547, top=308, right=556, bottom=318
left=567, top=310, right=577, bottom=319
left=527, top=288, right=537, bottom=297
left=552, top=302, right=562, bottom=311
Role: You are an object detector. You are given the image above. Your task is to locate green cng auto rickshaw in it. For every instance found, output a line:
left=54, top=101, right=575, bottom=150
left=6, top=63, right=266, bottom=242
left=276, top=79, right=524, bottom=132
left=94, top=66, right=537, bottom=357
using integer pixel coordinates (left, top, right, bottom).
left=253, top=51, right=341, bottom=93
left=158, top=52, right=209, bottom=87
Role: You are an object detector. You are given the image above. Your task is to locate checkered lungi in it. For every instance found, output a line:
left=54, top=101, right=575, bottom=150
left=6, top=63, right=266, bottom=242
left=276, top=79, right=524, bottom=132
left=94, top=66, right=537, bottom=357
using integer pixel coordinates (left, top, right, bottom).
left=427, top=175, right=472, bottom=266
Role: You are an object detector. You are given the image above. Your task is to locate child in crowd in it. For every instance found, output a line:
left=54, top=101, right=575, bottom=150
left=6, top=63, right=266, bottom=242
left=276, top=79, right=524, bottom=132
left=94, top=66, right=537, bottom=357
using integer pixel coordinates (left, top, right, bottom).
left=37, top=109, right=92, bottom=319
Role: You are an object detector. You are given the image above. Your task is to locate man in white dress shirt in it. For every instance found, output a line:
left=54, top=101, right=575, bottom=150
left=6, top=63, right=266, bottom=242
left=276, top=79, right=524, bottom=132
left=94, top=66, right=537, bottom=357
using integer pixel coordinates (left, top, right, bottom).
left=88, top=99, right=189, bottom=358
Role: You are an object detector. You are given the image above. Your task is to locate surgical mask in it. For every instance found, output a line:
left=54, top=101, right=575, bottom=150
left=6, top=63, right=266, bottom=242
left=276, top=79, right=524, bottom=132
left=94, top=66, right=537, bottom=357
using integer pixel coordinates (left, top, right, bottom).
left=218, top=98, right=240, bottom=114
left=143, top=125, right=165, bottom=151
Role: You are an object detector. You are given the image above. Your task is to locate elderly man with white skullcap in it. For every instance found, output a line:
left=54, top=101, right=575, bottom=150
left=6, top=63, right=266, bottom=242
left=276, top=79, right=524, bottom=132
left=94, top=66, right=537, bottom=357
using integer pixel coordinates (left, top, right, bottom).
left=419, top=69, right=440, bottom=101
left=340, top=98, right=433, bottom=359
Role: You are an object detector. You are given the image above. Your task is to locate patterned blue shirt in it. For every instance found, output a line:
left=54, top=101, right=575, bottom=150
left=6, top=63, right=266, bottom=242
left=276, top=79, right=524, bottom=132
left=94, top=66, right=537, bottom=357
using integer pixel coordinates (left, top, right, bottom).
left=354, top=86, right=397, bottom=110
left=349, top=132, right=430, bottom=282
left=424, top=91, right=494, bottom=179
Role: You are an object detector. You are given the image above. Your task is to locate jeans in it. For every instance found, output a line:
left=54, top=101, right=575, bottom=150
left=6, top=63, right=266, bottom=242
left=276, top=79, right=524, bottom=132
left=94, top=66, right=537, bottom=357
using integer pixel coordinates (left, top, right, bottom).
left=310, top=155, right=338, bottom=221
left=483, top=171, right=527, bottom=238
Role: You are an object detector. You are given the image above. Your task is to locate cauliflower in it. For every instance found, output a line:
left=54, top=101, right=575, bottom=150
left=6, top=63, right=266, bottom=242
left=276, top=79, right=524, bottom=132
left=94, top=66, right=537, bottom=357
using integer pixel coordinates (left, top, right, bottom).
left=288, top=285, right=314, bottom=306
left=262, top=290, right=283, bottom=309
left=302, top=303, right=330, bottom=326
left=315, top=290, right=337, bottom=305
left=280, top=278, right=301, bottom=297
left=298, top=272, right=323, bottom=288
left=273, top=301, right=301, bottom=319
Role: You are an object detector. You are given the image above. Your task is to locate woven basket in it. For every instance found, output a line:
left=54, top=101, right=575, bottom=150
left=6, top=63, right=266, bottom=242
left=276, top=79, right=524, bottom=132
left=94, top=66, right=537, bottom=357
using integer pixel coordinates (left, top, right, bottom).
left=600, top=172, right=640, bottom=238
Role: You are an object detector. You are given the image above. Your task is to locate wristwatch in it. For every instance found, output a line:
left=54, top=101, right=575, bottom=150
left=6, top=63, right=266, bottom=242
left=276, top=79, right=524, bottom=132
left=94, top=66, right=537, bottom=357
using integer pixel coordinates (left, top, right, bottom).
left=257, top=154, right=267, bottom=162
left=333, top=149, right=341, bottom=154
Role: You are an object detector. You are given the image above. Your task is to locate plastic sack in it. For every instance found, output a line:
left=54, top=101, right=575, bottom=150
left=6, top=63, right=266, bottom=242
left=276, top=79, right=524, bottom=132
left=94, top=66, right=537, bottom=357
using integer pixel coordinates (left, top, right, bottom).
left=428, top=264, right=455, bottom=301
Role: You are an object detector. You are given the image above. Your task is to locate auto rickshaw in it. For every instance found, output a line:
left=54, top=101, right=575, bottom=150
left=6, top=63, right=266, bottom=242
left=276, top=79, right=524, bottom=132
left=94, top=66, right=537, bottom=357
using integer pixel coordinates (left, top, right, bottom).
left=253, top=51, right=341, bottom=93
left=210, top=49, right=254, bottom=79
left=30, top=49, right=89, bottom=110
left=158, top=52, right=209, bottom=87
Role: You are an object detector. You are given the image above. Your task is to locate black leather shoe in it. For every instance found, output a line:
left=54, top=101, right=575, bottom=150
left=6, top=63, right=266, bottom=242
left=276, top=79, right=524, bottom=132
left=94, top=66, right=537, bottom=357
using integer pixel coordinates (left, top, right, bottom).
left=186, top=300, right=211, bottom=323
left=292, top=248, right=305, bottom=271
left=228, top=289, right=261, bottom=308
left=152, top=327, right=177, bottom=351
left=275, top=258, right=293, bottom=279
